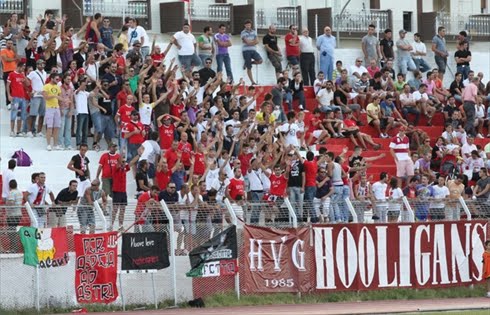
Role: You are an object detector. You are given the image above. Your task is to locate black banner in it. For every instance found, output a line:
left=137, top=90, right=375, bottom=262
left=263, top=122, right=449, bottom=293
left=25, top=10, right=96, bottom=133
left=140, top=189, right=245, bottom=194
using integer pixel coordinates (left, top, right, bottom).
left=187, top=225, right=237, bottom=276
left=122, top=232, right=170, bottom=270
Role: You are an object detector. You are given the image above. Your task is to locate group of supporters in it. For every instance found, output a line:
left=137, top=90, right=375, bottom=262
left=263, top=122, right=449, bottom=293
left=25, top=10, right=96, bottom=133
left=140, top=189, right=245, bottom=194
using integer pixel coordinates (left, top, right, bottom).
left=1, top=11, right=490, bottom=254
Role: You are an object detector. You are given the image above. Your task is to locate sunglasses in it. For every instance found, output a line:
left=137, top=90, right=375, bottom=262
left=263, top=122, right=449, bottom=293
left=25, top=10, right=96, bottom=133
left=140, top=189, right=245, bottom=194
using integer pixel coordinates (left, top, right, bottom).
left=169, top=186, right=176, bottom=189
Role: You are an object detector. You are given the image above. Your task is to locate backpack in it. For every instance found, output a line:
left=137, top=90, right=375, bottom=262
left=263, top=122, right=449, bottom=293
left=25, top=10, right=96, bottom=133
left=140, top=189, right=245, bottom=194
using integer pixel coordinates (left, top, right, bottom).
left=12, top=149, right=33, bottom=167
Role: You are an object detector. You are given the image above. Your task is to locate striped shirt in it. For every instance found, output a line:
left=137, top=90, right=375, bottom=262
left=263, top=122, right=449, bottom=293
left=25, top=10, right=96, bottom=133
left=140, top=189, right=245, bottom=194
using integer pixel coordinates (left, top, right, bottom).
left=389, top=135, right=410, bottom=160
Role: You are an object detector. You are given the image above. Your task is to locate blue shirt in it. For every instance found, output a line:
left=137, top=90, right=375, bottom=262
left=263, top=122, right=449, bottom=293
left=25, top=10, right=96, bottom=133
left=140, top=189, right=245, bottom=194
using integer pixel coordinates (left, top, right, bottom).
left=99, top=26, right=113, bottom=49
left=316, top=34, right=336, bottom=57
left=432, top=35, right=447, bottom=55
left=380, top=101, right=396, bottom=117
left=241, top=29, right=258, bottom=51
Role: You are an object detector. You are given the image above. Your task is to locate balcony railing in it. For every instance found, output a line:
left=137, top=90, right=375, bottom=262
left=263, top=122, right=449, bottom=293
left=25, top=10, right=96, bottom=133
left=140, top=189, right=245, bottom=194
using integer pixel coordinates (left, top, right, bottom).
left=82, top=0, right=148, bottom=19
left=438, top=12, right=490, bottom=37
left=333, top=9, right=391, bottom=33
left=256, top=6, right=300, bottom=31
left=0, top=0, right=24, bottom=14
left=190, top=3, right=232, bottom=22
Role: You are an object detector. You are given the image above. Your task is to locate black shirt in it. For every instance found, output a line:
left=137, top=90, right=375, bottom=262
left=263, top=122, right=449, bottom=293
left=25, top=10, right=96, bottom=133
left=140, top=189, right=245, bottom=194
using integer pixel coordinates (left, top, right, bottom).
left=198, top=67, right=216, bottom=86
left=71, top=154, right=90, bottom=181
left=288, top=159, right=304, bottom=187
left=379, top=38, right=394, bottom=59
left=263, top=34, right=279, bottom=53
left=136, top=170, right=149, bottom=192
left=449, top=80, right=464, bottom=96
left=54, top=188, right=79, bottom=215
left=454, top=49, right=471, bottom=66
left=369, top=79, right=383, bottom=91
left=271, top=86, right=283, bottom=106
left=333, top=90, right=347, bottom=105
left=159, top=190, right=179, bottom=204
left=98, top=93, right=113, bottom=116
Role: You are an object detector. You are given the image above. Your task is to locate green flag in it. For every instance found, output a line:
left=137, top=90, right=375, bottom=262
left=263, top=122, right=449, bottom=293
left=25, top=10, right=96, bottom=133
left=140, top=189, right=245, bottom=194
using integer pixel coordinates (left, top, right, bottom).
left=19, top=227, right=39, bottom=266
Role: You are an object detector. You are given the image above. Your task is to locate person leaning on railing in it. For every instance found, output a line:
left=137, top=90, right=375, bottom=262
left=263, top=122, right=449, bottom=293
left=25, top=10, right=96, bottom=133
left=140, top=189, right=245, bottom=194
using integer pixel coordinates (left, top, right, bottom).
left=50, top=180, right=79, bottom=228
left=5, top=179, right=23, bottom=252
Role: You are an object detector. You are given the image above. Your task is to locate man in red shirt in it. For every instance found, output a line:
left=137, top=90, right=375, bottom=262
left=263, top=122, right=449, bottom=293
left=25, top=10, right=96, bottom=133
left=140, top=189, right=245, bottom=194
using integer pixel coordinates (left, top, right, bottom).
left=115, top=94, right=136, bottom=157
left=177, top=132, right=193, bottom=170
left=342, top=111, right=381, bottom=150
left=7, top=62, right=29, bottom=136
left=135, top=185, right=160, bottom=232
left=165, top=140, right=180, bottom=170
left=123, top=110, right=146, bottom=162
left=96, top=143, right=120, bottom=197
left=303, top=151, right=319, bottom=210
left=116, top=81, right=132, bottom=109
left=157, top=113, right=180, bottom=150
left=268, top=164, right=289, bottom=198
left=285, top=25, right=300, bottom=67
left=111, top=155, right=130, bottom=231
left=226, top=167, right=246, bottom=201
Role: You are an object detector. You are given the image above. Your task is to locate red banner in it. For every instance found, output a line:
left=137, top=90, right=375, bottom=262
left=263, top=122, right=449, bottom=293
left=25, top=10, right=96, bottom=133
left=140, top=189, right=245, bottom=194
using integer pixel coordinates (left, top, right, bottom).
left=242, top=225, right=313, bottom=293
left=242, top=221, right=488, bottom=293
left=75, top=232, right=119, bottom=304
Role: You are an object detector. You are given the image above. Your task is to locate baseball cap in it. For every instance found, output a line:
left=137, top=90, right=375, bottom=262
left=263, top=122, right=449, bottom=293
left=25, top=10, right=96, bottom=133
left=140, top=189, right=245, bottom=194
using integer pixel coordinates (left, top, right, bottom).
left=132, top=40, right=141, bottom=46
left=399, top=29, right=407, bottom=34
left=163, top=114, right=171, bottom=120
left=36, top=59, right=45, bottom=65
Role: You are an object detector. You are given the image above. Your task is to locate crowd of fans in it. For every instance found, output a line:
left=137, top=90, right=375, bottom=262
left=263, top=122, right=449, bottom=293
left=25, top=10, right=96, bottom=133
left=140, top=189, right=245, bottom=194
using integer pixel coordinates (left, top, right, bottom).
left=1, top=11, right=490, bottom=251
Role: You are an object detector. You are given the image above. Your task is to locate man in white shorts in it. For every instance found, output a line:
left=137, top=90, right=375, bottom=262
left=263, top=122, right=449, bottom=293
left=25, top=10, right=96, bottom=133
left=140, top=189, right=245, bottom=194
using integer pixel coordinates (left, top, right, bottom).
left=389, top=126, right=414, bottom=185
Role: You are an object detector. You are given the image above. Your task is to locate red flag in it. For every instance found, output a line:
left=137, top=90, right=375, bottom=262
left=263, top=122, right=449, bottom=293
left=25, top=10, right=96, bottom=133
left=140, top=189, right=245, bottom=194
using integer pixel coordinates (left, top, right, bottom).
left=75, top=232, right=119, bottom=304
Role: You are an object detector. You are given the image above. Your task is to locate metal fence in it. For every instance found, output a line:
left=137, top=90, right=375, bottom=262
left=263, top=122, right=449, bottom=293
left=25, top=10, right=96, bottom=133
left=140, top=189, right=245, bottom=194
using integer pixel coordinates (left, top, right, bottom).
left=83, top=0, right=148, bottom=19
left=256, top=7, right=300, bottom=31
left=333, top=9, right=390, bottom=33
left=437, top=12, right=490, bottom=37
left=0, top=196, right=488, bottom=312
left=190, top=3, right=232, bottom=22
left=0, top=0, right=23, bottom=14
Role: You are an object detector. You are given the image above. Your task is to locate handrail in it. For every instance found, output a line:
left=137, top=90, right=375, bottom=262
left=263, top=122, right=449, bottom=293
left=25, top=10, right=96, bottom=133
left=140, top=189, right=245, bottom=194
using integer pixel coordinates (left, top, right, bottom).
left=344, top=198, right=358, bottom=223
left=401, top=197, right=415, bottom=222
left=160, top=200, right=177, bottom=306
left=94, top=201, right=108, bottom=232
left=24, top=203, right=39, bottom=228
left=283, top=197, right=298, bottom=228
left=458, top=196, right=472, bottom=221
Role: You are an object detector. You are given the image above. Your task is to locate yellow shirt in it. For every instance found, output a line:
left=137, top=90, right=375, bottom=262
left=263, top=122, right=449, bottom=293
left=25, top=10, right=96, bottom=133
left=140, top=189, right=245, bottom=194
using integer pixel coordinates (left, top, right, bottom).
left=118, top=33, right=129, bottom=52
left=366, top=102, right=380, bottom=124
left=255, top=112, right=276, bottom=124
left=43, top=83, right=61, bottom=109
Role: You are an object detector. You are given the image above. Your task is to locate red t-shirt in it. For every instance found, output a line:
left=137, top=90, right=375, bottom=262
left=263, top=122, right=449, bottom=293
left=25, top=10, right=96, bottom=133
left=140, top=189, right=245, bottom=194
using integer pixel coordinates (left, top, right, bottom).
left=117, top=104, right=135, bottom=124
left=112, top=164, right=130, bottom=193
left=125, top=121, right=145, bottom=144
left=135, top=192, right=158, bottom=224
left=193, top=152, right=206, bottom=175
left=165, top=149, right=178, bottom=170
left=228, top=177, right=245, bottom=200
left=343, top=119, right=357, bottom=128
left=155, top=169, right=172, bottom=191
left=115, top=54, right=126, bottom=76
left=285, top=33, right=300, bottom=57
left=303, top=160, right=318, bottom=187
left=269, top=173, right=287, bottom=197
left=98, top=152, right=120, bottom=178
left=178, top=141, right=192, bottom=167
left=8, top=71, right=26, bottom=98
left=238, top=152, right=253, bottom=175
left=342, top=164, right=349, bottom=185
left=151, top=53, right=165, bottom=67
left=116, top=90, right=129, bottom=108
left=159, top=124, right=175, bottom=150
left=170, top=103, right=185, bottom=118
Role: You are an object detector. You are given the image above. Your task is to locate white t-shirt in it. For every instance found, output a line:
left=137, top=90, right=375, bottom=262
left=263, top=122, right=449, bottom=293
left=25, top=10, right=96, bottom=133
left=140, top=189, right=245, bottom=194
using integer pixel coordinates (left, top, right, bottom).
left=27, top=183, right=52, bottom=205
left=350, top=65, right=368, bottom=82
left=209, top=178, right=230, bottom=202
left=75, top=90, right=90, bottom=114
left=411, top=41, right=426, bottom=59
left=431, top=185, right=449, bottom=208
left=27, top=70, right=47, bottom=96
left=128, top=26, right=150, bottom=48
left=278, top=122, right=302, bottom=147
left=173, top=31, right=196, bottom=56
left=314, top=79, right=326, bottom=94
left=139, top=102, right=156, bottom=125
left=371, top=181, right=387, bottom=202
left=1, top=168, right=15, bottom=199
left=389, top=187, right=404, bottom=212
left=317, top=88, right=334, bottom=106
left=461, top=143, right=477, bottom=156
left=412, top=91, right=428, bottom=101
left=139, top=140, right=161, bottom=165
left=178, top=191, right=202, bottom=220
left=224, top=119, right=241, bottom=136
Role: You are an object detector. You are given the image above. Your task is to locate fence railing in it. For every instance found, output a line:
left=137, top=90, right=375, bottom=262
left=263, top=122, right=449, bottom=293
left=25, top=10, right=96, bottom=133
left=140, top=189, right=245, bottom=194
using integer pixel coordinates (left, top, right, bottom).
left=437, top=12, right=490, bottom=37
left=256, top=6, right=300, bottom=31
left=83, top=0, right=148, bottom=19
left=0, top=0, right=24, bottom=14
left=332, top=9, right=391, bottom=33
left=0, top=197, right=488, bottom=312
left=190, top=3, right=232, bottom=22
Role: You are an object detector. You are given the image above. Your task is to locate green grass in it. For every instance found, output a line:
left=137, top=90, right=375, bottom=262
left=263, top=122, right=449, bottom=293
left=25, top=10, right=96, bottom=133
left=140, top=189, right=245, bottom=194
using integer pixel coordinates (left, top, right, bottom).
left=203, top=285, right=488, bottom=308
left=0, top=285, right=487, bottom=314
